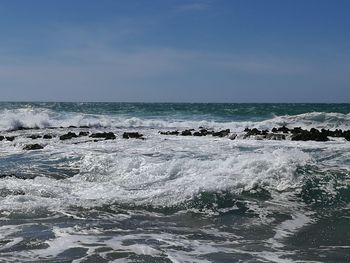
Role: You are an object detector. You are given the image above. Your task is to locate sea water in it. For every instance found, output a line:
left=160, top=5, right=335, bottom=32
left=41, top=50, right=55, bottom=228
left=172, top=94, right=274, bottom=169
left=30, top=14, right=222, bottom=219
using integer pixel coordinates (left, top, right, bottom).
left=0, top=102, right=349, bottom=262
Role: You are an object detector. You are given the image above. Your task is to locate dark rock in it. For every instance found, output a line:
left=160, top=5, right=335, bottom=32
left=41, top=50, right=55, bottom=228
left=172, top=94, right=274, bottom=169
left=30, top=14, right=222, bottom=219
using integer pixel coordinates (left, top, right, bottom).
left=228, top=133, right=237, bottom=140
left=43, top=134, right=53, bottom=139
left=69, top=125, right=77, bottom=128
left=310, top=128, right=319, bottom=133
left=213, top=129, right=230, bottom=137
left=334, top=129, right=343, bottom=137
left=122, top=132, right=143, bottom=139
left=193, top=132, right=203, bottom=136
left=27, top=135, right=42, bottom=139
left=343, top=130, right=350, bottom=141
left=6, top=136, right=15, bottom=141
left=321, top=129, right=330, bottom=136
left=0, top=174, right=15, bottom=179
left=23, top=144, right=44, bottom=150
left=314, top=131, right=329, bottom=142
left=159, top=131, right=179, bottom=135
left=261, top=129, right=269, bottom=135
left=0, top=136, right=4, bottom=141
left=79, top=131, right=89, bottom=137
left=90, top=132, right=116, bottom=140
left=291, top=133, right=308, bottom=141
left=199, top=129, right=208, bottom=135
left=271, top=127, right=278, bottom=133
left=79, top=125, right=90, bottom=129
left=250, top=128, right=261, bottom=135
left=291, top=127, right=304, bottom=134
left=60, top=132, right=78, bottom=140
left=0, top=173, right=36, bottom=180
left=181, top=130, right=192, bottom=136
left=205, top=130, right=214, bottom=135
left=244, top=128, right=261, bottom=138
left=277, top=126, right=290, bottom=133
left=291, top=129, right=329, bottom=142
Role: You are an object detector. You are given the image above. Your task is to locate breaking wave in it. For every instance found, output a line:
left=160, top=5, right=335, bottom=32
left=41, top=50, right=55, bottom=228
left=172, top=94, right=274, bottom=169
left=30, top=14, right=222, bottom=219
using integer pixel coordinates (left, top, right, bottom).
left=0, top=147, right=312, bottom=213
left=1, top=107, right=350, bottom=131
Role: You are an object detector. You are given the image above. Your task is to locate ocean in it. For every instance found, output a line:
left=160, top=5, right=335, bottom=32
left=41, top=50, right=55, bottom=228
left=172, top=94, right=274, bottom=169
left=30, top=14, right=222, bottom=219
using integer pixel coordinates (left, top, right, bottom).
left=0, top=102, right=349, bottom=263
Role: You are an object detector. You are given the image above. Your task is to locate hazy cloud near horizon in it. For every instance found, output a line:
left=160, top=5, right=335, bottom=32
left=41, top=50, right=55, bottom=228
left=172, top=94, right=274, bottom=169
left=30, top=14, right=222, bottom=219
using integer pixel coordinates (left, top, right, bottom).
left=0, top=0, right=349, bottom=102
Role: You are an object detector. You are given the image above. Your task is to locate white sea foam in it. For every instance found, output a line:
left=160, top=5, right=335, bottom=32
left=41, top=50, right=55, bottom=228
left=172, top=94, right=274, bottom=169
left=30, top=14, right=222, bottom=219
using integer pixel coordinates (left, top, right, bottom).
left=1, top=106, right=349, bottom=263
left=1, top=107, right=350, bottom=132
left=1, top=109, right=348, bottom=217
left=0, top=225, right=294, bottom=263
left=0, top=134, right=314, bottom=213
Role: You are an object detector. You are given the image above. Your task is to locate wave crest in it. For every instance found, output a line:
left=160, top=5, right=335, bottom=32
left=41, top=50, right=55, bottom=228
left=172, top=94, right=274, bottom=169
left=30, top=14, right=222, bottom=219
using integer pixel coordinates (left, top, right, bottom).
left=1, top=107, right=350, bottom=131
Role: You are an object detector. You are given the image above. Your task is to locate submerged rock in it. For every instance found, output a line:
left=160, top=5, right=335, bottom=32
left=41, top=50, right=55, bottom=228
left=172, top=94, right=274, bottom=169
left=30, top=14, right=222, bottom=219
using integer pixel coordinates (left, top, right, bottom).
left=159, top=130, right=179, bottom=135
left=5, top=136, right=15, bottom=141
left=60, top=132, right=78, bottom=140
left=122, top=132, right=143, bottom=139
left=79, top=131, right=90, bottom=137
left=181, top=130, right=192, bottom=136
left=23, top=144, right=44, bottom=150
left=213, top=129, right=230, bottom=137
left=0, top=188, right=25, bottom=196
left=27, top=134, right=42, bottom=139
left=90, top=132, right=116, bottom=140
left=199, top=129, right=211, bottom=136
left=0, top=173, right=36, bottom=180
left=43, top=134, right=53, bottom=139
left=228, top=133, right=237, bottom=140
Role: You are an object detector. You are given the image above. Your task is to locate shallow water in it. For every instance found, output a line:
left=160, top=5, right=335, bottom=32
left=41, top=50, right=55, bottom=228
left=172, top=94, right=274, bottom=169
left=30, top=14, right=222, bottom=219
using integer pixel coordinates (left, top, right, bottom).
left=0, top=103, right=349, bottom=262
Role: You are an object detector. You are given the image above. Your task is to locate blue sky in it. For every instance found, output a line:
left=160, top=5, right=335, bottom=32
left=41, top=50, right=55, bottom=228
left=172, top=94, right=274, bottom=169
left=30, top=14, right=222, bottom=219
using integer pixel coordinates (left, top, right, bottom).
left=0, top=0, right=349, bottom=102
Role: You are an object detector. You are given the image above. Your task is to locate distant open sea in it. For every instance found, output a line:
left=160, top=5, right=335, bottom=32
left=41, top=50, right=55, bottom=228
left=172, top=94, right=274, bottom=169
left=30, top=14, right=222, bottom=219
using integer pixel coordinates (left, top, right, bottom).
left=0, top=102, right=349, bottom=262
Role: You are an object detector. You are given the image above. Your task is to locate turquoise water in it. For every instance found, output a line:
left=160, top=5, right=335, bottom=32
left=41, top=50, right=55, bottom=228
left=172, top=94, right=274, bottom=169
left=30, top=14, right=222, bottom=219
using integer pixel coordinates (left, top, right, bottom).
left=2, top=102, right=350, bottom=119
left=0, top=103, right=349, bottom=262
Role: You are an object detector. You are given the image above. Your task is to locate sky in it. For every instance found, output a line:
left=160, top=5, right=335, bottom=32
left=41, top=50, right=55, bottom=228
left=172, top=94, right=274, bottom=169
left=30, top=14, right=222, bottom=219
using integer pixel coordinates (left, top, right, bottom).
left=0, top=0, right=349, bottom=103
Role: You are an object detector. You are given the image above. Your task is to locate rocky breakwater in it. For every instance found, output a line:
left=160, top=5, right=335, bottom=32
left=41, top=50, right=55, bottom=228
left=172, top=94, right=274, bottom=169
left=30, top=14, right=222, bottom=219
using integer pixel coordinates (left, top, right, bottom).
left=160, top=128, right=237, bottom=140
left=1, top=125, right=350, bottom=155
left=0, top=126, right=148, bottom=152
left=159, top=126, right=350, bottom=142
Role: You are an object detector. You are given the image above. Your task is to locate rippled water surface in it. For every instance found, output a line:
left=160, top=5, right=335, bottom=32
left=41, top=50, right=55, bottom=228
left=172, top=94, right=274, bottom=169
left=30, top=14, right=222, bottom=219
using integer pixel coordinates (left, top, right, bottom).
left=0, top=103, right=349, bottom=262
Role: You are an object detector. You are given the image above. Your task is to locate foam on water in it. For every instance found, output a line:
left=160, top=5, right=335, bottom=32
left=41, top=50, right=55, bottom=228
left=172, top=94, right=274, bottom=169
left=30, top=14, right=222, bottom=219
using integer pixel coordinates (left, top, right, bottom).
left=0, top=135, right=314, bottom=214
left=1, top=104, right=350, bottom=262
left=0, top=223, right=299, bottom=263
left=1, top=107, right=350, bottom=132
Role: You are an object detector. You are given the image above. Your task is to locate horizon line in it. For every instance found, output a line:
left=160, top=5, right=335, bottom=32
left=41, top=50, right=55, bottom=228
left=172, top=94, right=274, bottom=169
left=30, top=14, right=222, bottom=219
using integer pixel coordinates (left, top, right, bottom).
left=0, top=101, right=350, bottom=104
